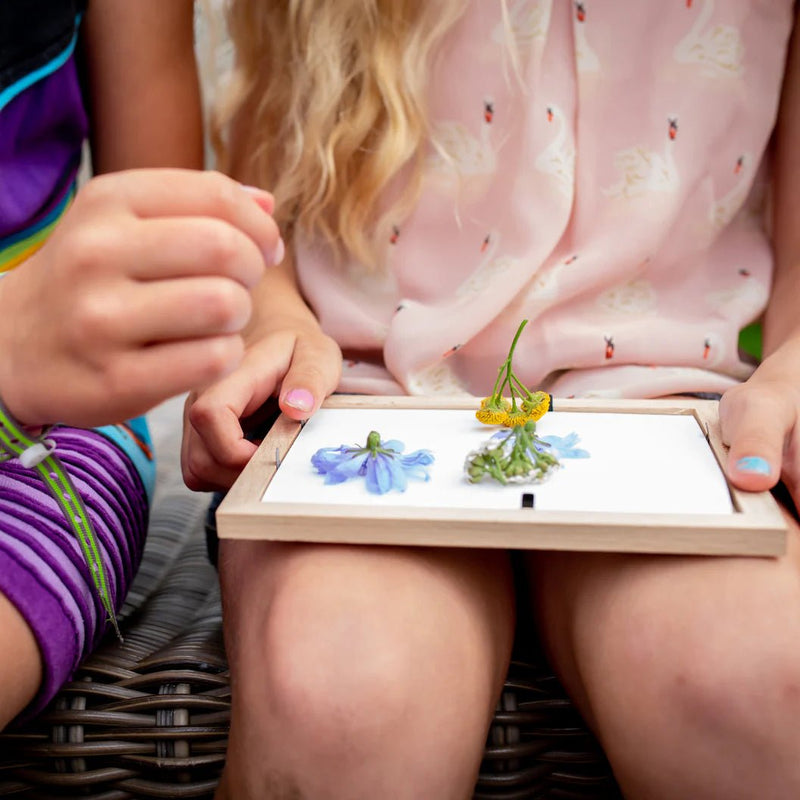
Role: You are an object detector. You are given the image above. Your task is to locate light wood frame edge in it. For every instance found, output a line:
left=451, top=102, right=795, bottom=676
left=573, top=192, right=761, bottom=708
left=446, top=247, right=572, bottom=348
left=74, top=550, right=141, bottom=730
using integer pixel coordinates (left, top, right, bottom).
left=218, top=396, right=787, bottom=556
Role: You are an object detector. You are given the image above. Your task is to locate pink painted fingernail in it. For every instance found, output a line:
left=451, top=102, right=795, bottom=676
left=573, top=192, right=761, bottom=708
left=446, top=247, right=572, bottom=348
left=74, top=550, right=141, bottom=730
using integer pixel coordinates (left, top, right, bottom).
left=284, top=389, right=314, bottom=412
left=272, top=237, right=285, bottom=266
left=240, top=184, right=274, bottom=214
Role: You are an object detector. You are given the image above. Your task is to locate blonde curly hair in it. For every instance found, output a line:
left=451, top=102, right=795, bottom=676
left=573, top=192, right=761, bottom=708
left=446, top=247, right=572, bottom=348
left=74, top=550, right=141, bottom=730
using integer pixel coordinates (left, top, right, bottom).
left=214, top=0, right=469, bottom=268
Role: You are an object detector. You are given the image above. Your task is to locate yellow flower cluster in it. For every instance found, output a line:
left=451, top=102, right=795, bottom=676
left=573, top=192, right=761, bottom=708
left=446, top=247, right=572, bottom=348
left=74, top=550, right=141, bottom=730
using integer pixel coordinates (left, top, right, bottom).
left=476, top=391, right=550, bottom=428
left=474, top=319, right=550, bottom=428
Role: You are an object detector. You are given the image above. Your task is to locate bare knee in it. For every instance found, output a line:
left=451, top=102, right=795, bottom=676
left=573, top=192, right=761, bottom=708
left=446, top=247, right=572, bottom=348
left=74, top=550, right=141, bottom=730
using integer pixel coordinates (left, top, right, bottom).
left=553, top=552, right=800, bottom=798
left=220, top=543, right=515, bottom=798
left=236, top=548, right=510, bottom=739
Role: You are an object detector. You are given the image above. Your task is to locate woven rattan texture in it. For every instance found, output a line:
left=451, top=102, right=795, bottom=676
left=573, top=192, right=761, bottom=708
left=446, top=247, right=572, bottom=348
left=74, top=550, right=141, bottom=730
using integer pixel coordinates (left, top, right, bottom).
left=0, top=400, right=620, bottom=799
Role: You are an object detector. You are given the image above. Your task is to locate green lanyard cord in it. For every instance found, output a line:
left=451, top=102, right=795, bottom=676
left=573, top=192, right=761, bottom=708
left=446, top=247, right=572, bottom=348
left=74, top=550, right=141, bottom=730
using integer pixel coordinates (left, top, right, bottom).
left=0, top=401, right=122, bottom=642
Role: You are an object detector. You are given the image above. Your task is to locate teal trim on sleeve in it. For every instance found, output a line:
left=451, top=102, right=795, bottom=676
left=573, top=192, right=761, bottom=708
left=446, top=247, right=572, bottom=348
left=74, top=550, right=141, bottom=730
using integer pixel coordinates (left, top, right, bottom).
left=0, top=19, right=79, bottom=112
left=95, top=418, right=157, bottom=503
left=0, top=183, right=74, bottom=250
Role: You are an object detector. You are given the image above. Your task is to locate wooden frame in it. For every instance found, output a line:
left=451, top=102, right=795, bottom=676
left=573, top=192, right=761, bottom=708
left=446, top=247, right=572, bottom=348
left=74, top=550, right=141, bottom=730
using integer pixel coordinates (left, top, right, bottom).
left=217, top=396, right=787, bottom=556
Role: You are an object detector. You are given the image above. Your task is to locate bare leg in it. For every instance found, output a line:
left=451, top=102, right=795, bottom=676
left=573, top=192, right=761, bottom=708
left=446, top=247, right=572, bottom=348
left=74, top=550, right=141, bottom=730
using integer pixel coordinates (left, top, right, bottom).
left=0, top=591, right=42, bottom=728
left=216, top=542, right=515, bottom=800
left=526, top=510, right=800, bottom=800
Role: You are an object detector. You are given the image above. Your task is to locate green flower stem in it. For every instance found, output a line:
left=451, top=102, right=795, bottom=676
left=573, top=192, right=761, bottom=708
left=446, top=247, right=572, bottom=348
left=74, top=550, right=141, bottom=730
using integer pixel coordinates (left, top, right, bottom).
left=489, top=319, right=529, bottom=402
left=509, top=370, right=534, bottom=400
left=490, top=361, right=508, bottom=399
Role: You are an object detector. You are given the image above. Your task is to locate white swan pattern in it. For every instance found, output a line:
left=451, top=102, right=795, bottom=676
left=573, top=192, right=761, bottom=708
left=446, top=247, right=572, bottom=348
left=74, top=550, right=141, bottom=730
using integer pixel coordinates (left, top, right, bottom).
left=603, top=118, right=680, bottom=199
left=491, top=0, right=551, bottom=52
left=710, top=153, right=753, bottom=229
left=674, top=0, right=744, bottom=79
left=534, top=105, right=575, bottom=198
left=429, top=113, right=497, bottom=178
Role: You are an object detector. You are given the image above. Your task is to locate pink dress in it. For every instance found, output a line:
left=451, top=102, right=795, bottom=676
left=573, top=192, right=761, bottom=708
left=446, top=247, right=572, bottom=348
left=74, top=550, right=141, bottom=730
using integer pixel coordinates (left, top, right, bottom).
left=295, top=0, right=795, bottom=399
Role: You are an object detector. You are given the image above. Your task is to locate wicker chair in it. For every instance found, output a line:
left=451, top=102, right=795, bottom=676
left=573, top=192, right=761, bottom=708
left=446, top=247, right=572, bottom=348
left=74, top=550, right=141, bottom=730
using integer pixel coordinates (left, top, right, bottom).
left=0, top=399, right=621, bottom=800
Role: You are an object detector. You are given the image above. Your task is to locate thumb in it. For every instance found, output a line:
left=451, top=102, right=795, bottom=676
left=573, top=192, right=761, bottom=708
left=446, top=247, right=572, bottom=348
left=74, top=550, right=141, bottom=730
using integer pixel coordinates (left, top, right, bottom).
left=719, top=382, right=794, bottom=492
left=278, top=334, right=342, bottom=421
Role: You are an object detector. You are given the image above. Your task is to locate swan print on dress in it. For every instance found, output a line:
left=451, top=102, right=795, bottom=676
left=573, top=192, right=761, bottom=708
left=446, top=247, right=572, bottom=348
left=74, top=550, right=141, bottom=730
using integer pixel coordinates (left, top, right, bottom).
left=491, top=0, right=551, bottom=55
left=604, top=117, right=680, bottom=199
left=573, top=2, right=600, bottom=73
left=596, top=279, right=658, bottom=315
left=534, top=105, right=575, bottom=198
left=429, top=101, right=497, bottom=179
left=406, top=362, right=470, bottom=396
left=456, top=230, right=519, bottom=298
left=710, top=153, right=753, bottom=229
left=293, top=1, right=793, bottom=403
left=674, top=0, right=743, bottom=79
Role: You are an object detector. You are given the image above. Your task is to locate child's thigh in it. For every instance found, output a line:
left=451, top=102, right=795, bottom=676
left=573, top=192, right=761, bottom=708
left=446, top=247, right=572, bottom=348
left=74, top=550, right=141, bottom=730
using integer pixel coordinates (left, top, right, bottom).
left=525, top=508, right=800, bottom=728
left=217, top=542, right=517, bottom=799
left=218, top=540, right=517, bottom=712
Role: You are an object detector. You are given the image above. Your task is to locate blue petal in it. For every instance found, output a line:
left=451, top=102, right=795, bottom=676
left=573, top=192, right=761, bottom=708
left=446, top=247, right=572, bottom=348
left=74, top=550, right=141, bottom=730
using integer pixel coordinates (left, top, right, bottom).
left=330, top=453, right=369, bottom=478
left=386, top=456, right=409, bottom=492
left=381, top=439, right=405, bottom=454
left=311, top=446, right=369, bottom=485
left=539, top=433, right=590, bottom=459
left=365, top=453, right=399, bottom=494
left=398, top=449, right=434, bottom=467
left=311, top=446, right=352, bottom=474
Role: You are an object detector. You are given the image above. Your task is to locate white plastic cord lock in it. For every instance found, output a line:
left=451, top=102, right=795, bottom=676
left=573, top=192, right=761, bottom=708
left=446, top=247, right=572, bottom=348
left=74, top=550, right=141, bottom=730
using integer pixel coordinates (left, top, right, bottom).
left=18, top=438, right=56, bottom=468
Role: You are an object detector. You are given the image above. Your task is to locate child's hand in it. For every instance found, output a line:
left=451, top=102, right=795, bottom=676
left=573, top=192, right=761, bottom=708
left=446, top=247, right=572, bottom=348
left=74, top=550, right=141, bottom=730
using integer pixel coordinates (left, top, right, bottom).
left=181, top=321, right=342, bottom=491
left=719, top=343, right=800, bottom=508
left=0, top=169, right=282, bottom=428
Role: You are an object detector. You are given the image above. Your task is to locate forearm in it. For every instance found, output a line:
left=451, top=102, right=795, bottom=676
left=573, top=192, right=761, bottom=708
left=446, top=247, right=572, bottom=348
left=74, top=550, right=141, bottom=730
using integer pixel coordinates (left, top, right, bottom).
left=81, top=0, right=202, bottom=172
left=245, top=250, right=322, bottom=342
left=766, top=12, right=800, bottom=356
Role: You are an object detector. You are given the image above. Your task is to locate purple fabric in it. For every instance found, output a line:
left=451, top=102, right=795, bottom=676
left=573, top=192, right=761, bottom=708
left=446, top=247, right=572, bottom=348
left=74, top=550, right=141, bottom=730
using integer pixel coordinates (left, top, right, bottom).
left=0, top=55, right=87, bottom=240
left=0, top=427, right=148, bottom=723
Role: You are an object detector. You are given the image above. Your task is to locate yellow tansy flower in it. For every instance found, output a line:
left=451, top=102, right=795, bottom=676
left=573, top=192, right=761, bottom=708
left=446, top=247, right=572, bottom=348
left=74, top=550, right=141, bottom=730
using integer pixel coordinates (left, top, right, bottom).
left=480, top=396, right=511, bottom=410
left=476, top=407, right=509, bottom=425
left=521, top=391, right=550, bottom=422
left=477, top=396, right=511, bottom=425
left=504, top=409, right=530, bottom=427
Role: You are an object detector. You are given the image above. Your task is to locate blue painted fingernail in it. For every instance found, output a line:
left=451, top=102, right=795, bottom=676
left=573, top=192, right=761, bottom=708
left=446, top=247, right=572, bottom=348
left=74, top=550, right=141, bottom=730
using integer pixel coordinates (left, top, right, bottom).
left=736, top=456, right=771, bottom=476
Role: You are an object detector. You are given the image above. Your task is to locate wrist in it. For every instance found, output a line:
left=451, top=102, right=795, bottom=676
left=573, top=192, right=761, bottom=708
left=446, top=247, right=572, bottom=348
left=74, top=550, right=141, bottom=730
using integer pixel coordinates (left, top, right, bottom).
left=245, top=307, right=322, bottom=346
left=749, top=339, right=800, bottom=397
left=0, top=269, right=53, bottom=428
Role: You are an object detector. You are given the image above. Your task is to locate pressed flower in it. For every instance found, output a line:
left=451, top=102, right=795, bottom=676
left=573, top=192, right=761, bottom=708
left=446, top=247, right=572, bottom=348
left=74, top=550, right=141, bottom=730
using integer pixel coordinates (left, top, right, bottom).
left=536, top=433, right=590, bottom=459
left=467, top=321, right=561, bottom=483
left=466, top=421, right=560, bottom=485
left=312, top=431, right=434, bottom=495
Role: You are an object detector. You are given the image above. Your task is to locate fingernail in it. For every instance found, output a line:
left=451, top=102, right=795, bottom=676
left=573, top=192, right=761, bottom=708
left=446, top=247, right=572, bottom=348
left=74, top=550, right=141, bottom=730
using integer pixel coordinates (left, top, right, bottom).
left=735, top=456, right=771, bottom=476
left=240, top=184, right=274, bottom=214
left=272, top=237, right=285, bottom=266
left=284, top=388, right=314, bottom=412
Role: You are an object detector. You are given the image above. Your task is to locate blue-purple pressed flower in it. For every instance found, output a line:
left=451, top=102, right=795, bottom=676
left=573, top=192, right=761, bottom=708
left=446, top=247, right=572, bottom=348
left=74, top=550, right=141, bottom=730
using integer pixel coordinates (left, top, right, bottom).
left=492, top=428, right=589, bottom=460
left=467, top=421, right=559, bottom=484
left=311, top=431, right=434, bottom=495
left=536, top=433, right=590, bottom=460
